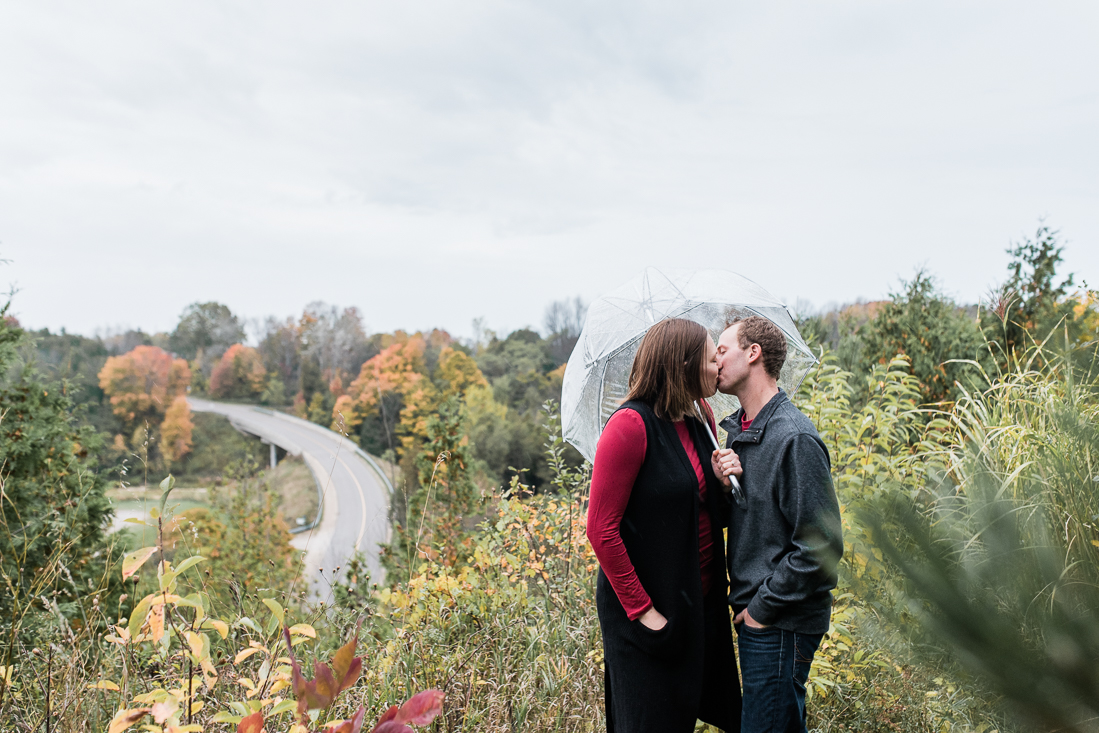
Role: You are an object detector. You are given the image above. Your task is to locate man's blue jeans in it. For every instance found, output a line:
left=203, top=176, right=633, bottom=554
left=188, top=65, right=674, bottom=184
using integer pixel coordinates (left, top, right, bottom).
left=736, top=624, right=822, bottom=733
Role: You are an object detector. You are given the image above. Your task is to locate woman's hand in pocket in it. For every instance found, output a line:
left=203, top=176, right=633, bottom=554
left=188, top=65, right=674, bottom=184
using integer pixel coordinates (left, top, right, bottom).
left=638, top=606, right=668, bottom=631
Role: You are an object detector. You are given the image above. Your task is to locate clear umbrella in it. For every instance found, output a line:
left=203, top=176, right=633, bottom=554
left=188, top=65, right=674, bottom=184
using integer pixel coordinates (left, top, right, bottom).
left=561, top=267, right=817, bottom=465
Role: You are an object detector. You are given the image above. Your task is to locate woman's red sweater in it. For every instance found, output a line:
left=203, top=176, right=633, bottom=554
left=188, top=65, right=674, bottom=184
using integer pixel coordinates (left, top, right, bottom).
left=587, top=406, right=717, bottom=620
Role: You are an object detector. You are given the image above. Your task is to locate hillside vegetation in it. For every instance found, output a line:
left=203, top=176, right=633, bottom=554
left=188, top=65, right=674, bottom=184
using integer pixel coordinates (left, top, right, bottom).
left=2, top=225, right=1099, bottom=731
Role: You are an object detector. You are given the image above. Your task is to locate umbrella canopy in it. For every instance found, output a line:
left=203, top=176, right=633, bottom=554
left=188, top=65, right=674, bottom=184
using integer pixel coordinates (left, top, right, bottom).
left=561, top=268, right=818, bottom=462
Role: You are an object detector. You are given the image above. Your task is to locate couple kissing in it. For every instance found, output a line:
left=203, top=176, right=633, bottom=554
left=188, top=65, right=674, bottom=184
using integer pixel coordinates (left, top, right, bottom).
left=587, top=315, right=844, bottom=733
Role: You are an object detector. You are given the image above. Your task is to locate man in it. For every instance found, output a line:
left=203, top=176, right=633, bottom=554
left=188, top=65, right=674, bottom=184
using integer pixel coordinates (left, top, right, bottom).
left=710, top=316, right=843, bottom=733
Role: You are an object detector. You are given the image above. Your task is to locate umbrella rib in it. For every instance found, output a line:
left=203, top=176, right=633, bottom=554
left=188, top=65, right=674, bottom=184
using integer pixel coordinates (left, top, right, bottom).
left=651, top=268, right=690, bottom=303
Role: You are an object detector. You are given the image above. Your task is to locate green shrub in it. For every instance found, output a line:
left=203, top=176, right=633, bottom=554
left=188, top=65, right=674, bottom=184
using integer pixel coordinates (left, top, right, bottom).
left=867, top=345, right=1099, bottom=732
left=0, top=305, right=123, bottom=689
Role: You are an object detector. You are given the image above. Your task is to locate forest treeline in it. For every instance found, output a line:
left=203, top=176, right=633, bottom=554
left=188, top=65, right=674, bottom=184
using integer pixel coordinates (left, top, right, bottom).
left=25, top=295, right=588, bottom=485
left=19, top=291, right=591, bottom=584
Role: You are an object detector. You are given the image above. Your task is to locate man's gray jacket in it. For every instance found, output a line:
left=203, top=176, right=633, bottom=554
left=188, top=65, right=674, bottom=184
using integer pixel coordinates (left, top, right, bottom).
left=719, top=389, right=844, bottom=634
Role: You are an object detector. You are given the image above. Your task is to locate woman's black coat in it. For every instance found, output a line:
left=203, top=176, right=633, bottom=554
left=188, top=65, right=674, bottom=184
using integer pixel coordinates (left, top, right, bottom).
left=596, top=400, right=741, bottom=732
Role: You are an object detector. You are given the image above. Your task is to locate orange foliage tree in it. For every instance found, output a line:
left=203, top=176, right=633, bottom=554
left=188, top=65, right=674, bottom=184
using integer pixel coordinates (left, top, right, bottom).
left=336, top=335, right=500, bottom=577
left=98, top=345, right=191, bottom=430
left=333, top=335, right=430, bottom=442
left=209, top=344, right=267, bottom=400
left=335, top=337, right=492, bottom=461
left=159, top=395, right=194, bottom=464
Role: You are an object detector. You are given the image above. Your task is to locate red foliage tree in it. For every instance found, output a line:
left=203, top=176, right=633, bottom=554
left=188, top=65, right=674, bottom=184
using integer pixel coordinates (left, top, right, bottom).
left=334, top=335, right=428, bottom=434
left=209, top=344, right=267, bottom=400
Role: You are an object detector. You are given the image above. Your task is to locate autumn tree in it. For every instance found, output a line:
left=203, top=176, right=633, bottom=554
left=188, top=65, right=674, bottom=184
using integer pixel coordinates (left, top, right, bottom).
left=335, top=334, right=431, bottom=440
left=341, top=323, right=569, bottom=499
left=288, top=302, right=377, bottom=422
left=209, top=344, right=266, bottom=400
left=160, top=395, right=194, bottom=465
left=98, top=345, right=191, bottom=432
left=337, top=334, right=484, bottom=579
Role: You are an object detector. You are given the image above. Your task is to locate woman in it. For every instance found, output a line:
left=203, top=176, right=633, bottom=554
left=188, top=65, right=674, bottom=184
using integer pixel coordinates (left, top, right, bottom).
left=587, top=318, right=741, bottom=732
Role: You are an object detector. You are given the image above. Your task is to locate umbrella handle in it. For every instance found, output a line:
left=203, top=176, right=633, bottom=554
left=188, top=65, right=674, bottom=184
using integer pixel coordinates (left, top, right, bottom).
left=695, top=401, right=742, bottom=493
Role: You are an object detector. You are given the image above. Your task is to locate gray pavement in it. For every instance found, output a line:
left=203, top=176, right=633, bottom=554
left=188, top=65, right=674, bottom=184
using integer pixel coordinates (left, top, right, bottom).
left=188, top=398, right=393, bottom=595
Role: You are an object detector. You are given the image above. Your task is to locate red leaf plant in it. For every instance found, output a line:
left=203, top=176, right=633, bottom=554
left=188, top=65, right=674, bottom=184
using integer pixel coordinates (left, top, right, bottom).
left=285, top=624, right=364, bottom=719
left=235, top=625, right=443, bottom=733
left=237, top=711, right=266, bottom=733
left=371, top=690, right=446, bottom=733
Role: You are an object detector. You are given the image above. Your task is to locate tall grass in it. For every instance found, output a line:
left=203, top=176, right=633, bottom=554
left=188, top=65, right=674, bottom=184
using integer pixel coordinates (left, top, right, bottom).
left=867, top=342, right=1099, bottom=731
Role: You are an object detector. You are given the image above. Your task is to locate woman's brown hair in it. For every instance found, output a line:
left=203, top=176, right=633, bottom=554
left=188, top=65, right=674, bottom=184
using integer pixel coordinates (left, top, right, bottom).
left=625, top=318, right=709, bottom=420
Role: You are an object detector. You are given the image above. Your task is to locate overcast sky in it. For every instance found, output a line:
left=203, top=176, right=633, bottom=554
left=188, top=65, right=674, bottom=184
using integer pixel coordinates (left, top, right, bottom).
left=2, top=1, right=1097, bottom=341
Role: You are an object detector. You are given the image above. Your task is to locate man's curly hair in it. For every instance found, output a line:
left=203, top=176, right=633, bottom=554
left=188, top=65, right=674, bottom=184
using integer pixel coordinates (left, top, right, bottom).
left=726, top=315, right=786, bottom=380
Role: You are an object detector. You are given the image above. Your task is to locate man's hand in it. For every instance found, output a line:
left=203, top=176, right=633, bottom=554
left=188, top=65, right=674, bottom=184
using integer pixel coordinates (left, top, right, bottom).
left=733, top=608, right=768, bottom=629
left=638, top=606, right=668, bottom=631
left=710, top=448, right=743, bottom=488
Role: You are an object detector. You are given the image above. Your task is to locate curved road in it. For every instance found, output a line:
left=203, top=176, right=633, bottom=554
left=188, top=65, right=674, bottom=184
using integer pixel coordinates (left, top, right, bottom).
left=188, top=398, right=392, bottom=595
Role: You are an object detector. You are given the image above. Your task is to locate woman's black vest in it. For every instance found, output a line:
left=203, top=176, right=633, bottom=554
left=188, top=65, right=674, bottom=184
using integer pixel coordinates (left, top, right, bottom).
left=596, top=400, right=738, bottom=732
